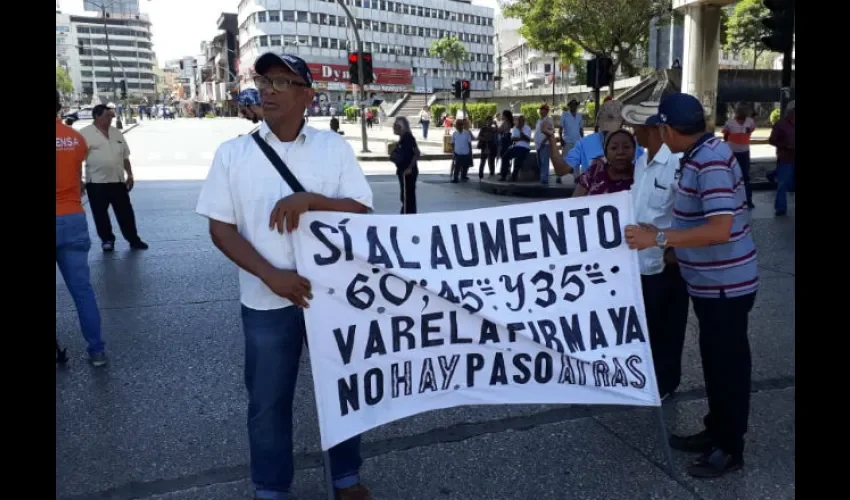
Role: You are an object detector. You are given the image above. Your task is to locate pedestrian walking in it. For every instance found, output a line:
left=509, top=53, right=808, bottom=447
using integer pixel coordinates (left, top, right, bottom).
left=626, top=93, right=759, bottom=479
left=621, top=101, right=689, bottom=401
left=196, top=52, right=373, bottom=500
left=391, top=116, right=420, bottom=213
left=722, top=103, right=756, bottom=209
left=55, top=90, right=107, bottom=366
left=79, top=104, right=148, bottom=252
left=419, top=106, right=431, bottom=139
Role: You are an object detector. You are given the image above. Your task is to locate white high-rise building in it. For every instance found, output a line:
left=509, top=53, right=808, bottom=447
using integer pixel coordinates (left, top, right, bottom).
left=57, top=11, right=158, bottom=102
left=236, top=0, right=496, bottom=100
left=84, top=0, right=140, bottom=16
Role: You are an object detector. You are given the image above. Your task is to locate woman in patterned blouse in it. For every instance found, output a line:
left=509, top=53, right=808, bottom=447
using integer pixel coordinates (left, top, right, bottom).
left=571, top=129, right=637, bottom=197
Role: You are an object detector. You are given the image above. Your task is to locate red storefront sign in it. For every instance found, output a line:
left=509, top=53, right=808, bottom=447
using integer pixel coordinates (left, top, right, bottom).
left=242, top=62, right=413, bottom=92
left=308, top=63, right=411, bottom=86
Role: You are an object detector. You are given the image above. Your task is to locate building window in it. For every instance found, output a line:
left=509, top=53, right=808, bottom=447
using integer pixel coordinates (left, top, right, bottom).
left=257, top=11, right=266, bottom=23
left=270, top=35, right=281, bottom=46
left=259, top=35, right=269, bottom=47
left=281, top=10, right=294, bottom=22
left=269, top=11, right=281, bottom=22
left=297, top=11, right=308, bottom=22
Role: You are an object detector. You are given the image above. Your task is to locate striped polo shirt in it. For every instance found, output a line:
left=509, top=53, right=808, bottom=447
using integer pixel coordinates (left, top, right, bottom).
left=672, top=134, right=759, bottom=298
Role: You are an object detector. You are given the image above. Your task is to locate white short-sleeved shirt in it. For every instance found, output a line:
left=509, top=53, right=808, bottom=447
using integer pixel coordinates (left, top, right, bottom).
left=631, top=144, right=681, bottom=275
left=511, top=125, right=532, bottom=149
left=196, top=121, right=374, bottom=311
left=79, top=125, right=131, bottom=183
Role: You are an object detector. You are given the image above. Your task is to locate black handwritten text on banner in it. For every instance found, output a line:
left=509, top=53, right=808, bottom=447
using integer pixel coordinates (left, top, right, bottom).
left=292, top=191, right=660, bottom=451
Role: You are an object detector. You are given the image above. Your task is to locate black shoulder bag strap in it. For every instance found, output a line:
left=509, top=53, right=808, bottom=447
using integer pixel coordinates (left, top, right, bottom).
left=251, top=131, right=306, bottom=193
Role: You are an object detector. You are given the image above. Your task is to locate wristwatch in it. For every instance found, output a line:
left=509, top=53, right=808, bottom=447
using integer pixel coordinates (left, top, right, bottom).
left=655, top=231, right=668, bottom=248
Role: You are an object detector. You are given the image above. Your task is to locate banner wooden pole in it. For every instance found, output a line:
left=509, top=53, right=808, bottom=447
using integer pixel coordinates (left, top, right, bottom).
left=654, top=407, right=676, bottom=477
left=323, top=450, right=336, bottom=500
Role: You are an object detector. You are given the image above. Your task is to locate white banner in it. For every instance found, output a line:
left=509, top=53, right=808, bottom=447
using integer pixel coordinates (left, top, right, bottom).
left=293, top=192, right=659, bottom=451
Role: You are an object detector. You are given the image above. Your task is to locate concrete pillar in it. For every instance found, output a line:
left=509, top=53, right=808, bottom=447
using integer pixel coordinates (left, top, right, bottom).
left=680, top=4, right=723, bottom=130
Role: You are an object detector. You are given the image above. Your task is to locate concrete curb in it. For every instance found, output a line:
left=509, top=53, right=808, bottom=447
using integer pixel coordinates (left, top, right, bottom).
left=119, top=122, right=139, bottom=134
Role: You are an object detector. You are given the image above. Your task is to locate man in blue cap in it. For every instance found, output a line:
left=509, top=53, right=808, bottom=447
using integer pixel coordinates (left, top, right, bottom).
left=625, top=92, right=759, bottom=479
left=196, top=52, right=373, bottom=500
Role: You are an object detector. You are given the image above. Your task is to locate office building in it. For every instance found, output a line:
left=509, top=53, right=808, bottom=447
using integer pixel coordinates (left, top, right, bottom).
left=84, top=0, right=140, bottom=16
left=236, top=0, right=496, bottom=104
left=57, top=10, right=158, bottom=103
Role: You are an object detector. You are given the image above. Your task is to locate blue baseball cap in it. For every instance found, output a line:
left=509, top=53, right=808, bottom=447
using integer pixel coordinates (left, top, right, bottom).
left=654, top=93, right=706, bottom=130
left=253, top=52, right=313, bottom=86
left=644, top=114, right=662, bottom=126
left=236, top=88, right=260, bottom=106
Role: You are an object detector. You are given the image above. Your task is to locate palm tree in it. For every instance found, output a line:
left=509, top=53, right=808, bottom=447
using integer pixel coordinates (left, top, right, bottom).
left=429, top=36, right=468, bottom=108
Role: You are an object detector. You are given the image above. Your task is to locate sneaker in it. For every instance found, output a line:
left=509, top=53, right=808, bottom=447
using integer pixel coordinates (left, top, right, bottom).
left=336, top=484, right=371, bottom=500
left=687, top=447, right=744, bottom=478
left=102, top=241, right=114, bottom=252
left=129, top=240, right=149, bottom=250
left=669, top=429, right=713, bottom=453
left=89, top=351, right=108, bottom=367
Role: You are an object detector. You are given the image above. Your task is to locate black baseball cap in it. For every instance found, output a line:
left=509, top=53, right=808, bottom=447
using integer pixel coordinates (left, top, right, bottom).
left=254, top=52, right=313, bottom=86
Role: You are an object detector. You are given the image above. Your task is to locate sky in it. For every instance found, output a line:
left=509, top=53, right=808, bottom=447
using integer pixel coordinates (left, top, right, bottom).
left=61, top=0, right=502, bottom=67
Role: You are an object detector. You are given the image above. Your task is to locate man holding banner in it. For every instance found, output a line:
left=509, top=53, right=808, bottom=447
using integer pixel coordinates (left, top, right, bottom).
left=621, top=101, right=689, bottom=401
left=196, top=52, right=373, bottom=500
left=626, top=93, right=759, bottom=479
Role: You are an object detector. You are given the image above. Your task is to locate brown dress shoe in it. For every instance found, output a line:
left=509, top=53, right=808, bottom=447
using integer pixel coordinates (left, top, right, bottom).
left=336, top=483, right=371, bottom=500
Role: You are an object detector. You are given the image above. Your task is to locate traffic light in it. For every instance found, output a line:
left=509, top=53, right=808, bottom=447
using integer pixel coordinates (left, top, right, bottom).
left=347, top=52, right=374, bottom=85
left=760, top=0, right=794, bottom=53
left=460, top=80, right=470, bottom=99
left=452, top=80, right=462, bottom=99
left=120, top=80, right=127, bottom=100
left=586, top=56, right=614, bottom=89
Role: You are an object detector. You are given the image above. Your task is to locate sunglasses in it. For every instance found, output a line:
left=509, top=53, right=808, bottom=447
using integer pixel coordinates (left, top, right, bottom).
left=253, top=75, right=311, bottom=92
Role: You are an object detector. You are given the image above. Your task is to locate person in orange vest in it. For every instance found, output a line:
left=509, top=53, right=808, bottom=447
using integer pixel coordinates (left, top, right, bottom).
left=55, top=90, right=107, bottom=367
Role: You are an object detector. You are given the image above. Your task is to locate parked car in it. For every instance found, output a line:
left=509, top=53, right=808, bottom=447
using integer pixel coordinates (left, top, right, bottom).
left=63, top=106, right=93, bottom=121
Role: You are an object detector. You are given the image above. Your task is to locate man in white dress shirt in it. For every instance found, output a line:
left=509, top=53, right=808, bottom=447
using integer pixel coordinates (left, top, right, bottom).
left=196, top=53, right=373, bottom=500
left=622, top=101, right=690, bottom=401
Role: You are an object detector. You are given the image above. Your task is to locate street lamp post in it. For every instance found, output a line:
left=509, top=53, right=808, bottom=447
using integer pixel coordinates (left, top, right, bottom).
left=82, top=40, right=130, bottom=126
left=336, top=0, right=369, bottom=153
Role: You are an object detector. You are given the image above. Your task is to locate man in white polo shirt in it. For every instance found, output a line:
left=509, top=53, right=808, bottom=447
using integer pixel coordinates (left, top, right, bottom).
left=621, top=101, right=689, bottom=401
left=196, top=53, right=373, bottom=500
left=80, top=103, right=148, bottom=252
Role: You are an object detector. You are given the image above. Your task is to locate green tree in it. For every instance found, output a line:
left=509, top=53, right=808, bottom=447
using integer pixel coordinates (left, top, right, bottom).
left=502, top=0, right=672, bottom=94
left=429, top=36, right=469, bottom=84
left=56, top=66, right=74, bottom=97
left=724, top=0, right=769, bottom=70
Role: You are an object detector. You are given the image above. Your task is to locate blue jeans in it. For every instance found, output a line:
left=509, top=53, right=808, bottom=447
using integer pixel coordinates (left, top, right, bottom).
left=241, top=305, right=363, bottom=500
left=774, top=162, right=795, bottom=214
left=421, top=120, right=430, bottom=139
left=537, top=145, right=551, bottom=183
left=56, top=212, right=104, bottom=354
